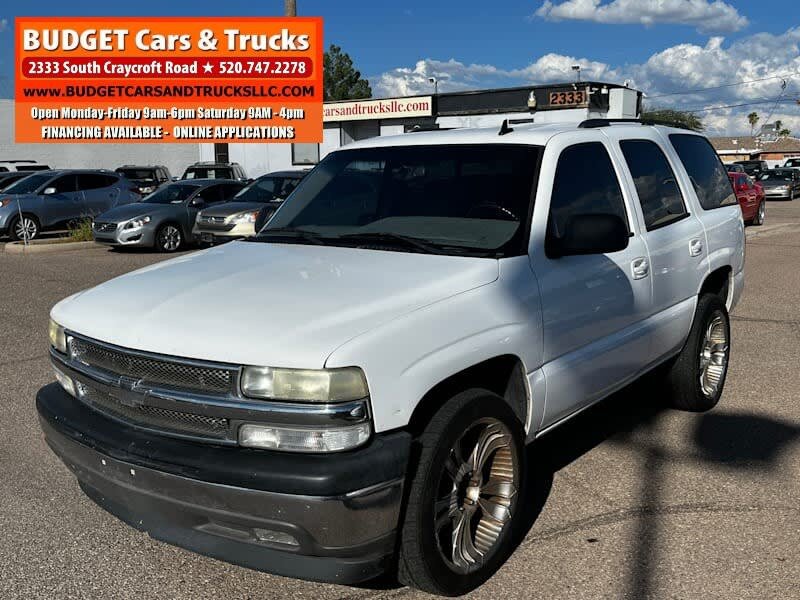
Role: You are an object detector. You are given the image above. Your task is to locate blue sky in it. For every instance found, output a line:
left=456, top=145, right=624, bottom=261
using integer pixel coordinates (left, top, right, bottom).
left=2, top=1, right=799, bottom=134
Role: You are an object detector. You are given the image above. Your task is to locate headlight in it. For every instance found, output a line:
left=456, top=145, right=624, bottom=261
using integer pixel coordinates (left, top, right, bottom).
left=48, top=318, right=67, bottom=353
left=241, top=366, right=369, bottom=402
left=239, top=422, right=371, bottom=452
left=124, top=215, right=151, bottom=229
left=138, top=186, right=155, bottom=194
left=228, top=210, right=258, bottom=224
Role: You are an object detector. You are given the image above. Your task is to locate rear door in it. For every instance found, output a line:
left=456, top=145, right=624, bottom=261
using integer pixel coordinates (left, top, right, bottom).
left=529, top=134, right=653, bottom=427
left=78, top=174, right=121, bottom=215
left=609, top=132, right=708, bottom=362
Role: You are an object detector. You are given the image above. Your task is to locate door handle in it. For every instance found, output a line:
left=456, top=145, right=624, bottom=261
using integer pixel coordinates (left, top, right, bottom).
left=631, top=257, right=649, bottom=280
left=689, top=238, right=704, bottom=257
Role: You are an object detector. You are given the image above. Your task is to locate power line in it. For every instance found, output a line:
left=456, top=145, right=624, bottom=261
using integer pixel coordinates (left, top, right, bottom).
left=647, top=73, right=798, bottom=99
left=684, top=98, right=800, bottom=113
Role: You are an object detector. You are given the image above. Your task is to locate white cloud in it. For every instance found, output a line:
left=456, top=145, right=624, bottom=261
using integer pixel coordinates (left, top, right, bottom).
left=0, top=19, right=9, bottom=33
left=370, top=28, right=800, bottom=135
left=534, top=0, right=748, bottom=34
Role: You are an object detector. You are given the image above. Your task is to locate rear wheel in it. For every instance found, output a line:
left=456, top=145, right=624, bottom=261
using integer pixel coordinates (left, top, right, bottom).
left=752, top=201, right=765, bottom=226
left=397, top=390, right=525, bottom=596
left=8, top=214, right=40, bottom=241
left=155, top=223, right=182, bottom=252
left=662, top=294, right=730, bottom=412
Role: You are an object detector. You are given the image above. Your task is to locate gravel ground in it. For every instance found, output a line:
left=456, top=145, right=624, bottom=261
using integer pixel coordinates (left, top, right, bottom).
left=1, top=204, right=798, bottom=600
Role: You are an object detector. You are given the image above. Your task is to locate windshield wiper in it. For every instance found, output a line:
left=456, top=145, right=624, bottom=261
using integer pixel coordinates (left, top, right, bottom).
left=249, top=227, right=327, bottom=245
left=336, top=232, right=448, bottom=254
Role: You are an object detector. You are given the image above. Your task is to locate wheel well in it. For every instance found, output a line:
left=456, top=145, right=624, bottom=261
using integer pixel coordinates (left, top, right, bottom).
left=407, top=355, right=529, bottom=436
left=700, top=266, right=731, bottom=304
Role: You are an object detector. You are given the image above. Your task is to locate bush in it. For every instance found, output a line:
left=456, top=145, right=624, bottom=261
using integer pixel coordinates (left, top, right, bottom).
left=67, top=219, right=94, bottom=242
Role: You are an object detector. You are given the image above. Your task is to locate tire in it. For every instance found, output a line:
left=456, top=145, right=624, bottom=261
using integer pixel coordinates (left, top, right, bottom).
left=7, top=214, right=40, bottom=241
left=155, top=223, right=182, bottom=252
left=397, top=389, right=525, bottom=596
left=790, top=189, right=795, bottom=201
left=752, top=201, right=765, bottom=226
left=662, top=294, right=731, bottom=412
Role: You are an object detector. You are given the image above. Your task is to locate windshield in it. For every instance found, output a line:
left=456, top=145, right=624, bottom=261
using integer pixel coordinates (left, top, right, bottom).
left=261, top=144, right=541, bottom=257
left=759, top=171, right=793, bottom=181
left=2, top=173, right=53, bottom=194
left=233, top=176, right=283, bottom=203
left=184, top=167, right=232, bottom=179
left=117, top=168, right=156, bottom=180
left=142, top=183, right=201, bottom=204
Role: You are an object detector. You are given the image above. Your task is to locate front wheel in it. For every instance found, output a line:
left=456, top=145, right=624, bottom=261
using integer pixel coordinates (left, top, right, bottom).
left=397, top=390, right=525, bottom=596
left=662, top=294, right=731, bottom=412
left=8, top=214, right=40, bottom=241
left=752, top=201, right=765, bottom=226
left=155, top=223, right=182, bottom=252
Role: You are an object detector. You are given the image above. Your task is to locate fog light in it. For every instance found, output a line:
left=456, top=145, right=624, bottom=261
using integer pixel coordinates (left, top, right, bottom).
left=254, top=528, right=299, bottom=547
left=52, top=365, right=76, bottom=397
left=239, top=422, right=371, bottom=453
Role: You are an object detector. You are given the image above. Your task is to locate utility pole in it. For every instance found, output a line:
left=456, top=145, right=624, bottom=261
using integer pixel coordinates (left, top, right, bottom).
left=285, top=0, right=296, bottom=16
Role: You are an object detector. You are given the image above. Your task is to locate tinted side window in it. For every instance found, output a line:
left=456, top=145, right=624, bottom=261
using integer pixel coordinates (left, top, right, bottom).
left=78, top=174, right=117, bottom=190
left=620, top=140, right=687, bottom=230
left=49, top=175, right=78, bottom=193
left=219, top=183, right=244, bottom=201
left=547, top=142, right=629, bottom=241
left=669, top=134, right=736, bottom=210
left=195, top=185, right=222, bottom=203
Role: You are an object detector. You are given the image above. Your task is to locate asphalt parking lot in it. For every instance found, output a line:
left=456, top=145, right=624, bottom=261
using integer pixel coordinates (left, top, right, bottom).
left=1, top=204, right=798, bottom=600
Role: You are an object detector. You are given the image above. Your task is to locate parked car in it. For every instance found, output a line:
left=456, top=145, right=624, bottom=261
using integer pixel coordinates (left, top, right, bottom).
left=781, top=157, right=800, bottom=169
left=757, top=168, right=800, bottom=200
left=0, top=170, right=139, bottom=241
left=0, top=171, right=34, bottom=191
left=734, top=159, right=768, bottom=178
left=194, top=170, right=306, bottom=244
left=40, top=121, right=744, bottom=597
left=0, top=160, right=51, bottom=172
left=728, top=172, right=766, bottom=225
left=181, top=161, right=248, bottom=182
left=92, top=179, right=245, bottom=252
left=725, top=163, right=745, bottom=173
left=115, top=165, right=172, bottom=195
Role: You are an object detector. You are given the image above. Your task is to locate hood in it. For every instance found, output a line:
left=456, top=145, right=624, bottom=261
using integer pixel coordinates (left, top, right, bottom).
left=52, top=241, right=499, bottom=368
left=200, top=201, right=269, bottom=218
left=96, top=202, right=178, bottom=223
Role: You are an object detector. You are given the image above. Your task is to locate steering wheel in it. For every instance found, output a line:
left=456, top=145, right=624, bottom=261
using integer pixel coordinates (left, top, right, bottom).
left=467, top=203, right=518, bottom=221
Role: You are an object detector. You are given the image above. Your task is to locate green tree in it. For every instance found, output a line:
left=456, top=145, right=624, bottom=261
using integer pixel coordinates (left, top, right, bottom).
left=747, top=111, right=759, bottom=136
left=323, top=45, right=372, bottom=101
left=641, top=108, right=705, bottom=132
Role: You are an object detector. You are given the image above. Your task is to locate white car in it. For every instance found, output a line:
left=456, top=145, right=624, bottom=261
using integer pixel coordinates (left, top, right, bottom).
left=40, top=119, right=744, bottom=596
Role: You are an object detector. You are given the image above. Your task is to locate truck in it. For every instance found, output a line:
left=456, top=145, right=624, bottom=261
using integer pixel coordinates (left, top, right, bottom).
left=39, top=118, right=744, bottom=596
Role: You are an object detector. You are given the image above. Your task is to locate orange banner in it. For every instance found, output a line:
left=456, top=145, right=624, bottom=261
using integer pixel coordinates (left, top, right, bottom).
left=15, top=16, right=324, bottom=143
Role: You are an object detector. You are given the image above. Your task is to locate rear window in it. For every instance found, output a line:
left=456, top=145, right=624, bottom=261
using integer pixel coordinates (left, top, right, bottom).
left=669, top=134, right=736, bottom=210
left=184, top=167, right=233, bottom=180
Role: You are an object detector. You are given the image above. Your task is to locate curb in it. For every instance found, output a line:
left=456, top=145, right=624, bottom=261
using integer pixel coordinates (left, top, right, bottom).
left=3, top=239, right=101, bottom=254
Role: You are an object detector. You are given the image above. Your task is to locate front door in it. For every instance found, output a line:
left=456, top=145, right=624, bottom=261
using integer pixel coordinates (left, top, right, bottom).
left=529, top=137, right=654, bottom=428
left=39, top=174, right=83, bottom=228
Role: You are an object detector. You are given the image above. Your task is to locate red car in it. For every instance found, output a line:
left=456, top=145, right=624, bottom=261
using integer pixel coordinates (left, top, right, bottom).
left=728, top=172, right=765, bottom=226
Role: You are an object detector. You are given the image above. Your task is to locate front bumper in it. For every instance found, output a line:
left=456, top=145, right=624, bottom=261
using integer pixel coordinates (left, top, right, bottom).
left=93, top=224, right=156, bottom=247
left=37, top=383, right=410, bottom=584
left=194, top=221, right=256, bottom=244
left=764, top=189, right=791, bottom=199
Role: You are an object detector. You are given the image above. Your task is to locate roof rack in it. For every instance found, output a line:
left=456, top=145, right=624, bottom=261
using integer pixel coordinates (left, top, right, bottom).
left=578, top=118, right=653, bottom=129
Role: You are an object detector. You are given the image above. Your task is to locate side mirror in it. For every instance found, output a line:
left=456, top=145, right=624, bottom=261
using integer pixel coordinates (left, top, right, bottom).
left=547, top=213, right=629, bottom=258
left=42, top=187, right=57, bottom=195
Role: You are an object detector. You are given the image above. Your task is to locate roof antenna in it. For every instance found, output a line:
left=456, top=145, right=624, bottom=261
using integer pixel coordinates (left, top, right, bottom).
left=498, top=119, right=513, bottom=136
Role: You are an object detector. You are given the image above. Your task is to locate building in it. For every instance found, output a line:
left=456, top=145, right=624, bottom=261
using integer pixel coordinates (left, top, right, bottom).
left=1, top=82, right=641, bottom=178
left=201, top=82, right=642, bottom=176
left=710, top=135, right=800, bottom=167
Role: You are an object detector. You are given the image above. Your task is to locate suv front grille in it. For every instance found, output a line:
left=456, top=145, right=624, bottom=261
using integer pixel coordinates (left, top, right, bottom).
left=93, top=222, right=117, bottom=233
left=76, top=382, right=230, bottom=439
left=68, top=336, right=236, bottom=394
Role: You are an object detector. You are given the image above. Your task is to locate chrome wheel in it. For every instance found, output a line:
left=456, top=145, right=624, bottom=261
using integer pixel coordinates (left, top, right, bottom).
left=434, top=418, right=518, bottom=573
left=756, top=202, right=765, bottom=224
left=14, top=216, right=38, bottom=241
left=157, top=225, right=181, bottom=251
left=699, top=313, right=729, bottom=398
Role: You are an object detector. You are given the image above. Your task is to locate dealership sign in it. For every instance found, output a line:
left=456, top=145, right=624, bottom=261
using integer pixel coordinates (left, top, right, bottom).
left=14, top=17, right=324, bottom=143
left=323, top=97, right=433, bottom=122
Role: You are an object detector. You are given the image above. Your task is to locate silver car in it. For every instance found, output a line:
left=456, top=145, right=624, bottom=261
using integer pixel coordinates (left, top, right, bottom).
left=92, top=179, right=244, bottom=252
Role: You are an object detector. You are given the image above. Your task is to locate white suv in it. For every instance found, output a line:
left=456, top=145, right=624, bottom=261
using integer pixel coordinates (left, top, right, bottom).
left=40, top=120, right=744, bottom=596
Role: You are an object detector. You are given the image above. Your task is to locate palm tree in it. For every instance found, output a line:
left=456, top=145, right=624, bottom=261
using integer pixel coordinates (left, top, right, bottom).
left=747, top=112, right=759, bottom=137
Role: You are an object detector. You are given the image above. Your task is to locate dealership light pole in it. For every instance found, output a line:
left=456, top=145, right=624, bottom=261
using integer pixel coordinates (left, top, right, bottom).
left=285, top=0, right=296, bottom=16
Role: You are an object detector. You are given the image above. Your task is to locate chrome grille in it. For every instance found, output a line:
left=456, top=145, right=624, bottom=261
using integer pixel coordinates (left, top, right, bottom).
left=93, top=222, right=117, bottom=233
left=199, top=215, right=226, bottom=224
left=68, top=336, right=235, bottom=394
left=76, top=382, right=229, bottom=439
